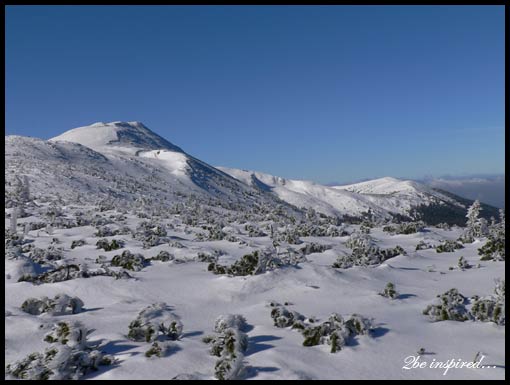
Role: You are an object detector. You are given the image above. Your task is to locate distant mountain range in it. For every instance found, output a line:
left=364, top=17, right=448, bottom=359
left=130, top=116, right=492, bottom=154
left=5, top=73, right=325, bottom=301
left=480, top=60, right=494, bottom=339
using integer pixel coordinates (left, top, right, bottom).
left=5, top=121, right=500, bottom=225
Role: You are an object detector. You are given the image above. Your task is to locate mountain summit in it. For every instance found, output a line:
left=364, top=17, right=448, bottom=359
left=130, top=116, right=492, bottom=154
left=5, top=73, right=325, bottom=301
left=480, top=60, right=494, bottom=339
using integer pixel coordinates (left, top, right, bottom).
left=50, top=121, right=184, bottom=154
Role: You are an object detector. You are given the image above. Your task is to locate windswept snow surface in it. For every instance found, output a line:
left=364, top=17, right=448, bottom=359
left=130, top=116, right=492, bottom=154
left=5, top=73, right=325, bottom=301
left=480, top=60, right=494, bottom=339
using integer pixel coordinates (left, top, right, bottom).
left=4, top=214, right=505, bottom=380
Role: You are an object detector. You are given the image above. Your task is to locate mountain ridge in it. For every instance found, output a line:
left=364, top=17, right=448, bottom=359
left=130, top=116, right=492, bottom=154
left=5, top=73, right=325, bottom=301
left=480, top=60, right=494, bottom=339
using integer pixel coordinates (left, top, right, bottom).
left=6, top=121, right=500, bottom=225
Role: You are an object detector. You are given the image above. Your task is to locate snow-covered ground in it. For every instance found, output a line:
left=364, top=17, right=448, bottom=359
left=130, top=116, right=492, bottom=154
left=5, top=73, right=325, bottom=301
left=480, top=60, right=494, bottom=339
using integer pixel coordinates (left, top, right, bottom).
left=4, top=210, right=505, bottom=380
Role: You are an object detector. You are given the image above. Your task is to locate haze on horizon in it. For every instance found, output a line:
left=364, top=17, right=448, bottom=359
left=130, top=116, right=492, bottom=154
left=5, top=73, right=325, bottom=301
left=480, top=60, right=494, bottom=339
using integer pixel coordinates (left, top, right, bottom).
left=5, top=5, right=505, bottom=185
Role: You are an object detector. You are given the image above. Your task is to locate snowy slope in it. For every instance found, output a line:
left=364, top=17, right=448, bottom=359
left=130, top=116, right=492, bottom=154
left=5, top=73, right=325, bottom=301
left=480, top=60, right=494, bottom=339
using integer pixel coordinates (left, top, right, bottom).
left=49, top=121, right=184, bottom=155
left=218, top=168, right=473, bottom=223
left=217, top=167, right=387, bottom=218
left=6, top=124, right=298, bottom=217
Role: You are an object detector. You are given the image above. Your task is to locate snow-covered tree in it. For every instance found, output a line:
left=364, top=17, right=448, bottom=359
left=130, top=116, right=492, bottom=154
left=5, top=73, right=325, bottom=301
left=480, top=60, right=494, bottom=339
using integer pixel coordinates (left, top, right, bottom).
left=460, top=200, right=488, bottom=243
left=202, top=314, right=248, bottom=380
left=478, top=209, right=505, bottom=261
left=379, top=282, right=398, bottom=299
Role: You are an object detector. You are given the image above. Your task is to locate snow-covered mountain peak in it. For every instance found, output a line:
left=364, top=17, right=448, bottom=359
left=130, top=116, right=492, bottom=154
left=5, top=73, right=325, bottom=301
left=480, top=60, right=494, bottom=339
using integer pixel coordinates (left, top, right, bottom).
left=49, top=121, right=184, bottom=154
left=332, top=176, right=428, bottom=195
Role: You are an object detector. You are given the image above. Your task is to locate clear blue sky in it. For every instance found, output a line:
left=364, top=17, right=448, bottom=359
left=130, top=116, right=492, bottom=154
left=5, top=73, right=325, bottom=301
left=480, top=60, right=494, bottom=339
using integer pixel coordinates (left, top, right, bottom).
left=5, top=5, right=505, bottom=184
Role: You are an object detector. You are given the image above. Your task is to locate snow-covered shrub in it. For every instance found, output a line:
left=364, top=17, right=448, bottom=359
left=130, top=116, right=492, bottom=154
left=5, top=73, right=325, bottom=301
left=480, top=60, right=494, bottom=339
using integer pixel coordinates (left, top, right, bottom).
left=436, top=222, right=451, bottom=230
left=202, top=314, right=248, bottom=380
left=96, top=238, right=123, bottom=252
left=415, top=240, right=433, bottom=251
left=144, top=341, right=174, bottom=358
left=134, top=221, right=168, bottom=248
left=457, top=256, right=471, bottom=270
left=214, top=314, right=248, bottom=334
left=299, top=243, right=332, bottom=256
left=111, top=250, right=147, bottom=271
left=21, top=294, right=84, bottom=315
left=301, top=313, right=373, bottom=353
left=379, top=282, right=398, bottom=299
left=333, top=232, right=405, bottom=268
left=383, top=221, right=425, bottom=235
left=127, top=303, right=183, bottom=343
left=5, top=229, right=25, bottom=249
left=208, top=248, right=303, bottom=277
left=435, top=240, right=464, bottom=253
left=94, top=225, right=116, bottom=237
left=208, top=251, right=259, bottom=276
left=18, top=264, right=81, bottom=284
left=422, top=288, right=469, bottom=322
left=28, top=246, right=63, bottom=265
left=196, top=252, right=217, bottom=263
left=470, top=279, right=505, bottom=325
left=18, top=264, right=132, bottom=284
left=5, top=321, right=114, bottom=380
left=270, top=306, right=305, bottom=328
left=70, top=239, right=86, bottom=249
left=151, top=250, right=174, bottom=262
left=245, top=224, right=267, bottom=237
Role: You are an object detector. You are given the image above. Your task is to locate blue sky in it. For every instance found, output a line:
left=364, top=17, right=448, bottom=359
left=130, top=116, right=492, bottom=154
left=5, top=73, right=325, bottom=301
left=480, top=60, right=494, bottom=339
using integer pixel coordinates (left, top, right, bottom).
left=5, top=5, right=505, bottom=184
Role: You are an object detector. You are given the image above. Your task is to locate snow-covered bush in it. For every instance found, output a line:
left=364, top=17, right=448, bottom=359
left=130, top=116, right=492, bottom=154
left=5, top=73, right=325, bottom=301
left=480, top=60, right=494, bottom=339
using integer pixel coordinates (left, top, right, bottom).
left=94, top=225, right=116, bottom=237
left=111, top=250, right=147, bottom=271
left=96, top=238, right=123, bottom=252
left=70, top=239, right=86, bottom=249
left=457, top=256, right=471, bottom=270
left=5, top=229, right=25, bottom=249
left=196, top=252, right=217, bottom=263
left=379, top=282, right=398, bottom=299
left=127, top=303, right=183, bottom=343
left=144, top=341, right=175, bottom=358
left=270, top=306, right=305, bottom=328
left=18, top=264, right=132, bottom=284
left=301, top=313, right=373, bottom=353
left=383, top=221, right=425, bottom=235
left=5, top=321, right=114, bottom=380
left=470, top=279, right=505, bottom=325
left=415, top=240, right=433, bottom=251
left=208, top=248, right=304, bottom=277
left=299, top=243, right=332, bottom=256
left=28, top=246, right=63, bottom=265
left=151, top=250, right=174, bottom=262
left=202, top=314, right=248, bottom=380
left=333, top=232, right=405, bottom=268
left=134, top=221, right=168, bottom=248
left=21, top=294, right=84, bottom=315
left=245, top=224, right=267, bottom=237
left=422, top=288, right=469, bottom=322
left=208, top=251, right=259, bottom=276
left=18, top=264, right=81, bottom=284
left=435, top=240, right=464, bottom=253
